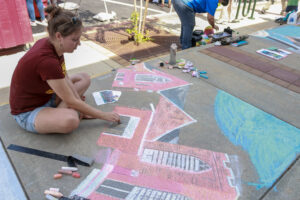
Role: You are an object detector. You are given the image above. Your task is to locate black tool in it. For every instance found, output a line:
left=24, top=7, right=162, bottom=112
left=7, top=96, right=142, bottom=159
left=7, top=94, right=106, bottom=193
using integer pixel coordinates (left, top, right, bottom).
left=220, top=35, right=249, bottom=45
left=224, top=27, right=234, bottom=35
left=59, top=195, right=90, bottom=200
left=191, top=30, right=203, bottom=47
left=7, top=144, right=94, bottom=167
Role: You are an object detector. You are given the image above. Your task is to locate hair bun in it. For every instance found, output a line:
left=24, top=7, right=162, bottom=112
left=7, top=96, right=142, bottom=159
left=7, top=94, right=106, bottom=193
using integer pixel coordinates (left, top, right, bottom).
left=45, top=5, right=62, bottom=20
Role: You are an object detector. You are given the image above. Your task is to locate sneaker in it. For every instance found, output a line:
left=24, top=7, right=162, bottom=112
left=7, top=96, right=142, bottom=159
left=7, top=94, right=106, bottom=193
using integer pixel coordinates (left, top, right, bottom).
left=36, top=19, right=48, bottom=26
left=41, top=19, right=48, bottom=26
left=259, top=9, right=266, bottom=14
left=30, top=21, right=37, bottom=26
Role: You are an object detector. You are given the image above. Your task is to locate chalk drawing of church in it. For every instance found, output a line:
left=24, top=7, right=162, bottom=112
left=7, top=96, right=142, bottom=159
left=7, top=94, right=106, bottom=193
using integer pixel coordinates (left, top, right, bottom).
left=71, top=64, right=240, bottom=200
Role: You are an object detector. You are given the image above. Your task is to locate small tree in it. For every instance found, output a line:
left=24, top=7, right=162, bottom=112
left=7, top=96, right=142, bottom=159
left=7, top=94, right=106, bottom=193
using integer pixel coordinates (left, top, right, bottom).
left=126, top=0, right=151, bottom=45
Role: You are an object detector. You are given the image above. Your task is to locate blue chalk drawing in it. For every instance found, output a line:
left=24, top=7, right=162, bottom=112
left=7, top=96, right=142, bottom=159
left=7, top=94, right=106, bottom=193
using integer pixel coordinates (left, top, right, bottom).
left=266, top=25, right=300, bottom=39
left=214, top=90, right=300, bottom=189
left=266, top=25, right=300, bottom=48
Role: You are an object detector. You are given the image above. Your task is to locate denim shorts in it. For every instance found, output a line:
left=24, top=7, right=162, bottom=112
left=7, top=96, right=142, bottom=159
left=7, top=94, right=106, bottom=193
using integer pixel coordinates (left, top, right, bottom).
left=286, top=5, right=298, bottom=13
left=13, top=95, right=56, bottom=133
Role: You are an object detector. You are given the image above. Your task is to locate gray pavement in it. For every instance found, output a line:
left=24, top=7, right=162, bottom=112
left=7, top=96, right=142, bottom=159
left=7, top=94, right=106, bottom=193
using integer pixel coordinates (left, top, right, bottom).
left=0, top=1, right=300, bottom=200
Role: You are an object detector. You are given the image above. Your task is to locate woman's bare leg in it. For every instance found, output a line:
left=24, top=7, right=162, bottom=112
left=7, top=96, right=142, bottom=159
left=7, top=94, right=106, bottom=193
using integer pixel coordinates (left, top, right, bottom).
left=34, top=72, right=91, bottom=134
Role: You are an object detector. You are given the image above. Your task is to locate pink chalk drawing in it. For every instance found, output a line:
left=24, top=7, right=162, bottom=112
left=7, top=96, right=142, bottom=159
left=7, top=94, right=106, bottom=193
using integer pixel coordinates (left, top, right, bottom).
left=70, top=143, right=239, bottom=200
left=146, top=96, right=196, bottom=141
left=112, top=62, right=189, bottom=91
left=97, top=95, right=196, bottom=154
left=71, top=65, right=240, bottom=200
left=97, top=106, right=152, bottom=154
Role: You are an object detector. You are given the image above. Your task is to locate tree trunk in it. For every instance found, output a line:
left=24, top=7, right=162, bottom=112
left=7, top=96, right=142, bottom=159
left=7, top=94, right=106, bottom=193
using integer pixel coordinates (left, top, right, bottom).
left=134, top=0, right=137, bottom=12
left=138, top=0, right=143, bottom=34
left=141, top=0, right=149, bottom=35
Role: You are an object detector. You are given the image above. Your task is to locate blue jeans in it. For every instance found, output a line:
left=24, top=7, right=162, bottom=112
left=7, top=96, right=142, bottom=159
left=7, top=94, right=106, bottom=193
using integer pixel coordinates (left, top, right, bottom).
left=13, top=95, right=56, bottom=133
left=172, top=0, right=195, bottom=50
left=26, top=0, right=45, bottom=21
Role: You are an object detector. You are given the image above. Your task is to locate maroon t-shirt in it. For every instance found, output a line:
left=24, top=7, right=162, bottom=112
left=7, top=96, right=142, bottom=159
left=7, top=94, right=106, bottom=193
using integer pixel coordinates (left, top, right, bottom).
left=10, top=38, right=66, bottom=115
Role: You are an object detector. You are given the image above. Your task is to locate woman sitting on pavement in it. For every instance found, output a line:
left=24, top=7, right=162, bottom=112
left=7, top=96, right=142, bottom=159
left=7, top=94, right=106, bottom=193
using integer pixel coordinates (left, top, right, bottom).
left=9, top=5, right=120, bottom=134
left=172, top=0, right=229, bottom=50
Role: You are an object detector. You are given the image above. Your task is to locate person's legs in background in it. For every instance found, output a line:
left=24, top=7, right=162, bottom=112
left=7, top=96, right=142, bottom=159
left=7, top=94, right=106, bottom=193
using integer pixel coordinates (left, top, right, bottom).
left=260, top=0, right=273, bottom=14
left=172, top=0, right=195, bottom=49
left=35, top=0, right=47, bottom=25
left=26, top=0, right=37, bottom=26
left=218, top=0, right=233, bottom=23
left=286, top=5, right=298, bottom=12
left=286, top=0, right=298, bottom=13
left=227, top=0, right=233, bottom=22
left=281, top=0, right=287, bottom=15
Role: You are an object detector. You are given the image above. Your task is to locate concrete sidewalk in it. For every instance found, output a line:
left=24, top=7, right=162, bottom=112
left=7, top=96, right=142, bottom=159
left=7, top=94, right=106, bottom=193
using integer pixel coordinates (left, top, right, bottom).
left=0, top=1, right=299, bottom=199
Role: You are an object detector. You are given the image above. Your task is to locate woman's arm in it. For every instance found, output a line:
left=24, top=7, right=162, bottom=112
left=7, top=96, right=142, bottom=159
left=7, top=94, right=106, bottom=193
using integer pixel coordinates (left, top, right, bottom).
left=65, top=74, right=81, bottom=100
left=47, top=78, right=120, bottom=122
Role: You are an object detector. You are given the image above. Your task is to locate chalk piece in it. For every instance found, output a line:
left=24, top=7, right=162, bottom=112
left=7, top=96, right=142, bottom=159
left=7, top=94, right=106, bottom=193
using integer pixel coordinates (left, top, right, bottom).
left=49, top=188, right=59, bottom=192
left=44, top=190, right=63, bottom=198
left=58, top=169, right=73, bottom=175
left=192, top=71, right=197, bottom=77
left=199, top=74, right=208, bottom=79
left=53, top=174, right=62, bottom=179
left=61, top=166, right=78, bottom=171
left=72, top=172, right=81, bottom=178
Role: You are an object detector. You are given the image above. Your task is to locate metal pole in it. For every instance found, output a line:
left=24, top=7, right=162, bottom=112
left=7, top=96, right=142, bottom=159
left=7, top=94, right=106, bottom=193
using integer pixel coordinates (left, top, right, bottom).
left=234, top=0, right=256, bottom=21
left=249, top=0, right=257, bottom=19
left=234, top=0, right=242, bottom=22
left=242, top=0, right=252, bottom=17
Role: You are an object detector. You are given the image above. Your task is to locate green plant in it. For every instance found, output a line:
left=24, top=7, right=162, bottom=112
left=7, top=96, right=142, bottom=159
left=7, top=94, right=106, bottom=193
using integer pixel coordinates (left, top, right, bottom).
left=126, top=11, right=152, bottom=45
left=126, top=11, right=139, bottom=35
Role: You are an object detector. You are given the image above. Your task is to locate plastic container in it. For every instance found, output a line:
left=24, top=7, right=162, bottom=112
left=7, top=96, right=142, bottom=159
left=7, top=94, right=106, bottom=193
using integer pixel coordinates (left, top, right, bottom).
left=287, top=11, right=297, bottom=24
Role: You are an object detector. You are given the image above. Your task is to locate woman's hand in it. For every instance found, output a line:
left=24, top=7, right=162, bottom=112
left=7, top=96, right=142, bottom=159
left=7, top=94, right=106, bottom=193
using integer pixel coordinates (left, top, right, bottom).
left=102, top=112, right=120, bottom=123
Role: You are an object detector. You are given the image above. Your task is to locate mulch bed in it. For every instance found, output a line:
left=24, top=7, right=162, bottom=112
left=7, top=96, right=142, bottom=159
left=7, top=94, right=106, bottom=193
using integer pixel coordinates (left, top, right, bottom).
left=82, top=19, right=181, bottom=66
